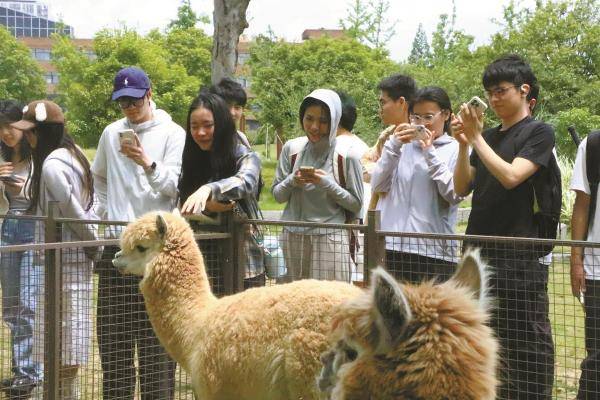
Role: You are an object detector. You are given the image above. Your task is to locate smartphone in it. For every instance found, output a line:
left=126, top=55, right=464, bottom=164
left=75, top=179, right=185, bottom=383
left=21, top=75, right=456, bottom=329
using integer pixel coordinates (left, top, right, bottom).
left=410, top=125, right=428, bottom=141
left=119, top=129, right=137, bottom=146
left=0, top=174, right=21, bottom=184
left=457, top=96, right=488, bottom=119
left=299, top=166, right=315, bottom=176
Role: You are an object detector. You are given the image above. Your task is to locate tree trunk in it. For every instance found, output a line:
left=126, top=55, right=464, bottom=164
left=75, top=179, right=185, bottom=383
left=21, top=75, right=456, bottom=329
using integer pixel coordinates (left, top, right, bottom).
left=211, top=0, right=251, bottom=83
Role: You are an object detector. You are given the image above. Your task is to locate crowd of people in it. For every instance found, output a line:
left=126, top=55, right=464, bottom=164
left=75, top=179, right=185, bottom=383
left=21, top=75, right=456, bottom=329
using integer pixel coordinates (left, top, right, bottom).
left=0, top=53, right=598, bottom=400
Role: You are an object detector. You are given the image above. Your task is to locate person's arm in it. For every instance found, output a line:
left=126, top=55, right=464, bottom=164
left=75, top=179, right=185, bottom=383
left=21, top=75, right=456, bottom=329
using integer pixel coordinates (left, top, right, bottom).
left=571, top=190, right=589, bottom=297
left=143, top=127, right=186, bottom=198
left=271, top=143, right=298, bottom=203
left=423, top=145, right=463, bottom=205
left=313, top=155, right=363, bottom=215
left=207, top=150, right=261, bottom=202
left=42, top=159, right=98, bottom=242
left=91, top=131, right=108, bottom=219
left=453, top=142, right=475, bottom=197
left=370, top=134, right=403, bottom=193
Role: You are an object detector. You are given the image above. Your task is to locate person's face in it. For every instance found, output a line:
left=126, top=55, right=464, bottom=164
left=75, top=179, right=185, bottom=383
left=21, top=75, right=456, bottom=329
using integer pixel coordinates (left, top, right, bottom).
left=0, top=124, right=23, bottom=149
left=302, top=105, right=330, bottom=143
left=190, top=106, right=215, bottom=151
left=118, top=90, right=152, bottom=124
left=23, top=129, right=37, bottom=149
left=485, top=81, right=528, bottom=119
left=229, top=103, right=243, bottom=126
left=378, top=91, right=406, bottom=125
left=410, top=101, right=448, bottom=139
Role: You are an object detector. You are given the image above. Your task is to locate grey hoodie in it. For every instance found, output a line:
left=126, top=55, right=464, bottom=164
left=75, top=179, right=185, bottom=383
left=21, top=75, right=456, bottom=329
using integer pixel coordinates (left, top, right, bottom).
left=272, top=89, right=364, bottom=233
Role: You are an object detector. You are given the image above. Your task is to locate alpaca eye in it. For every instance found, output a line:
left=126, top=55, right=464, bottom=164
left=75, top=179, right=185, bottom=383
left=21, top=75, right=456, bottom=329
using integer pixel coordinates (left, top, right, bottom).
left=136, top=245, right=147, bottom=253
left=344, top=347, right=358, bottom=361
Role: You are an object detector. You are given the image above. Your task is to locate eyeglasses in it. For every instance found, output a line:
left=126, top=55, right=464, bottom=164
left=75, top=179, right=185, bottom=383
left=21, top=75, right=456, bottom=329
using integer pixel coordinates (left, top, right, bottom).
left=117, top=96, right=146, bottom=109
left=410, top=111, right=443, bottom=124
left=484, top=85, right=518, bottom=99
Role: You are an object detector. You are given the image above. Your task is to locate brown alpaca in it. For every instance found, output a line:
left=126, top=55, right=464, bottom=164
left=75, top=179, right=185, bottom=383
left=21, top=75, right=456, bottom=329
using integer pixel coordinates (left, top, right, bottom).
left=318, top=250, right=498, bottom=400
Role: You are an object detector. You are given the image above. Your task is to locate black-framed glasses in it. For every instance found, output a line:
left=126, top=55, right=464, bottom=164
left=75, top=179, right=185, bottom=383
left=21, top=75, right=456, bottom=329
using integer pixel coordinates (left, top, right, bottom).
left=117, top=96, right=146, bottom=110
left=484, top=85, right=518, bottom=99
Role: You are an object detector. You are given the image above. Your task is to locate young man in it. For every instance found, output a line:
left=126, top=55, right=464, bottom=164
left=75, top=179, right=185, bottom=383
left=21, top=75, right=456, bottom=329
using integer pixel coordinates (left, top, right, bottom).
left=92, top=66, right=186, bottom=400
left=570, top=136, right=600, bottom=400
left=453, top=55, right=555, bottom=399
left=362, top=74, right=417, bottom=211
left=208, top=77, right=251, bottom=148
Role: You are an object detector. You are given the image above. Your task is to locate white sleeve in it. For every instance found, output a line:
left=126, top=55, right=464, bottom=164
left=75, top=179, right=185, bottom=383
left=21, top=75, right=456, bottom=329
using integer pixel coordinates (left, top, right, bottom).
left=570, top=138, right=590, bottom=194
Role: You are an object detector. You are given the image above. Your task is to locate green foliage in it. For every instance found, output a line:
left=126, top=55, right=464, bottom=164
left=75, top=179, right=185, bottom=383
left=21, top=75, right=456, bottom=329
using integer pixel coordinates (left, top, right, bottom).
left=52, top=27, right=212, bottom=147
left=550, top=107, right=600, bottom=160
left=339, top=0, right=397, bottom=49
left=167, top=0, right=210, bottom=30
left=0, top=26, right=46, bottom=101
left=408, top=24, right=431, bottom=65
left=248, top=35, right=397, bottom=144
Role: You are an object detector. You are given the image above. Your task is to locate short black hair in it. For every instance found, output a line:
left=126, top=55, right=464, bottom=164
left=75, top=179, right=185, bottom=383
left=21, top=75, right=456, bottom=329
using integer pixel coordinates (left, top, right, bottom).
left=410, top=86, right=453, bottom=134
left=377, top=74, right=417, bottom=103
left=208, top=77, right=247, bottom=107
left=335, top=90, right=357, bottom=132
left=482, top=54, right=538, bottom=91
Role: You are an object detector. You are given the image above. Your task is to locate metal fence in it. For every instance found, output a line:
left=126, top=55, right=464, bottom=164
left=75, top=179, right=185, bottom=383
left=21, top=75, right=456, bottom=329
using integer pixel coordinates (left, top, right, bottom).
left=0, top=206, right=598, bottom=399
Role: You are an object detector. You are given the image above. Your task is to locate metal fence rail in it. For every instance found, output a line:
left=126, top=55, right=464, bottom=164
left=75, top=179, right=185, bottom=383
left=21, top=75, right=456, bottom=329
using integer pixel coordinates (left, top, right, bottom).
left=0, top=207, right=598, bottom=399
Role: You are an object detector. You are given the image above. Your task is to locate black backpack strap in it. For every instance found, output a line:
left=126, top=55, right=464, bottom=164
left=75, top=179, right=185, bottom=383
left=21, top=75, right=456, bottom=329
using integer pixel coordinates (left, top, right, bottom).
left=585, top=131, right=600, bottom=231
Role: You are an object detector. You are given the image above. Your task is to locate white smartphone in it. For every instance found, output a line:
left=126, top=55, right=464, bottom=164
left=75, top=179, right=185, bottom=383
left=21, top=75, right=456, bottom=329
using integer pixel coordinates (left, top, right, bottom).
left=119, top=129, right=137, bottom=146
left=410, top=125, right=428, bottom=141
left=457, top=96, right=488, bottom=119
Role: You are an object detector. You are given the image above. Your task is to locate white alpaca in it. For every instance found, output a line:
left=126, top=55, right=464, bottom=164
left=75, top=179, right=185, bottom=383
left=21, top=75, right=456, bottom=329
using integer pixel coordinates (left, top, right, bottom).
left=113, top=211, right=362, bottom=400
left=113, top=211, right=497, bottom=400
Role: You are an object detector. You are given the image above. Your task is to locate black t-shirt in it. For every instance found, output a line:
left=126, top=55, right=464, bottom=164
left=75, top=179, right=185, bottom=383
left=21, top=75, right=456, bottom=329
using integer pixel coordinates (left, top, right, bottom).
left=466, top=116, right=555, bottom=241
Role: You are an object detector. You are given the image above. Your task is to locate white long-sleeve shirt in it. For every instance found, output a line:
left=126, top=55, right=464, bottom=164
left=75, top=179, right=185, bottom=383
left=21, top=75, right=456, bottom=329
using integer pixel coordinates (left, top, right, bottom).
left=91, top=109, right=185, bottom=225
left=371, top=133, right=462, bottom=262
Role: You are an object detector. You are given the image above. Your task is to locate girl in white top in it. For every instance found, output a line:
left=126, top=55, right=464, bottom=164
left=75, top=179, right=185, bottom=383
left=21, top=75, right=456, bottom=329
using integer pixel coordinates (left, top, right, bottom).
left=12, top=100, right=98, bottom=399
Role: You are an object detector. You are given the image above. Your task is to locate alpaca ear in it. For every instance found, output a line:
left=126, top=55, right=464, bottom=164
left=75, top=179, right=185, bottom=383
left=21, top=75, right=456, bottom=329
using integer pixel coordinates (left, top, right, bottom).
left=371, top=267, right=412, bottom=350
left=156, top=214, right=168, bottom=240
left=451, top=248, right=489, bottom=304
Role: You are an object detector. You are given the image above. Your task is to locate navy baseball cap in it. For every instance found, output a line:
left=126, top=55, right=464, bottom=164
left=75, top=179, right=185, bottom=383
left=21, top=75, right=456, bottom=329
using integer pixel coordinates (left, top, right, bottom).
left=111, top=67, right=151, bottom=100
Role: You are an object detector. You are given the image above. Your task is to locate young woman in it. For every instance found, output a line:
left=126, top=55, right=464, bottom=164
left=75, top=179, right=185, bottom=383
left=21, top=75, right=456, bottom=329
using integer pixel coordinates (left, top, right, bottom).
left=0, top=100, right=41, bottom=398
left=272, top=89, right=363, bottom=282
left=370, top=86, right=463, bottom=284
left=179, top=92, right=265, bottom=290
left=11, top=100, right=99, bottom=399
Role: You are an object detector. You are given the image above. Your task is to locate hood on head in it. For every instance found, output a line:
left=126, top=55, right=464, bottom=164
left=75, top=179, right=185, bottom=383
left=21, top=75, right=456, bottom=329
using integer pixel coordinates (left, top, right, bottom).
left=301, top=89, right=342, bottom=146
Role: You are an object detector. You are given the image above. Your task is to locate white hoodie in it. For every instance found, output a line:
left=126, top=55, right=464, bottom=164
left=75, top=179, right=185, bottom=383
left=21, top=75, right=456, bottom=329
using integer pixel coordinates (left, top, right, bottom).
left=92, top=109, right=185, bottom=225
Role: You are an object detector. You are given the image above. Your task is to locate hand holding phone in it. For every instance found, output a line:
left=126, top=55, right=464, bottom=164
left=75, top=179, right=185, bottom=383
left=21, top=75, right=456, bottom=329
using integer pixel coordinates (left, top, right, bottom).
left=0, top=174, right=22, bottom=185
left=299, top=166, right=315, bottom=176
left=410, top=125, right=428, bottom=141
left=457, top=96, right=488, bottom=119
left=119, top=129, right=138, bottom=147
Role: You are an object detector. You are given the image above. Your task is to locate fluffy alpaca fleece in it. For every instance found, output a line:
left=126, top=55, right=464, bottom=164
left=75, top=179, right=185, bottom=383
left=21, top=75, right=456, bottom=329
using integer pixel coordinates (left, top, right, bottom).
left=113, top=211, right=363, bottom=400
left=318, top=250, right=499, bottom=400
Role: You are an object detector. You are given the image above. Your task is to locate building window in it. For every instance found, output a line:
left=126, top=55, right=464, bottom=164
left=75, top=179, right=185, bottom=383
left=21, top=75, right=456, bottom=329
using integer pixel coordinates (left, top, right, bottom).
left=32, top=48, right=51, bottom=61
left=44, top=72, right=59, bottom=84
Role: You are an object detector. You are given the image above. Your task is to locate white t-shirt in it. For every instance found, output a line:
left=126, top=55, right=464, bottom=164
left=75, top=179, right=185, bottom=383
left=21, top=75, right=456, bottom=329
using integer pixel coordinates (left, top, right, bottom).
left=570, top=136, right=600, bottom=280
left=336, top=134, right=370, bottom=220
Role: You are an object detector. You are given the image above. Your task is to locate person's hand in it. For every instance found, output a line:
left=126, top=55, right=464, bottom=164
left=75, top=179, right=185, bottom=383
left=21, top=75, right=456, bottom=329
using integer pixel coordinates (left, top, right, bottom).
left=418, top=128, right=434, bottom=150
left=3, top=175, right=25, bottom=195
left=451, top=115, right=469, bottom=146
left=0, top=162, right=14, bottom=176
left=305, top=169, right=326, bottom=185
left=393, top=123, right=422, bottom=144
left=204, top=199, right=234, bottom=213
left=570, top=257, right=586, bottom=299
left=458, top=103, right=484, bottom=144
left=120, top=134, right=152, bottom=169
left=181, top=185, right=212, bottom=215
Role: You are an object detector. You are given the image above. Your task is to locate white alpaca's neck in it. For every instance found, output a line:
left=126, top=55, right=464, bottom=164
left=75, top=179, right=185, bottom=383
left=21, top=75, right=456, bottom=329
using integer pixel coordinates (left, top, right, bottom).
left=141, top=241, right=216, bottom=370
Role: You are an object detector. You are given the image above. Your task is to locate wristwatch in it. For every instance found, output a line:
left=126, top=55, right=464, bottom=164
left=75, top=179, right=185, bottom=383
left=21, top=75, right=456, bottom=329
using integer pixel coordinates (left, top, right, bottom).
left=146, top=161, right=157, bottom=173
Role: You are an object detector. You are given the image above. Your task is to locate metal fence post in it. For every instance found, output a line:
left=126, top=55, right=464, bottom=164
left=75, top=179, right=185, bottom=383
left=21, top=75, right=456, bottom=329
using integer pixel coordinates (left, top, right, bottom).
left=221, top=211, right=236, bottom=295
left=43, top=201, right=61, bottom=400
left=364, top=210, right=385, bottom=284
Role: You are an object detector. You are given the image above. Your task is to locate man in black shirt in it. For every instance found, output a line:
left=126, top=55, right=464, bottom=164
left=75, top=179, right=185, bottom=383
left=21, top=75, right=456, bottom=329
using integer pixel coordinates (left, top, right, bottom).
left=453, top=55, right=555, bottom=399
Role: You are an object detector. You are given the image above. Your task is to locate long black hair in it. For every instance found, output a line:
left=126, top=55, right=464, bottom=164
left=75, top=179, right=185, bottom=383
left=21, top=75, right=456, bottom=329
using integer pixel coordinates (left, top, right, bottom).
left=27, top=122, right=94, bottom=213
left=178, top=92, right=237, bottom=204
left=409, top=86, right=453, bottom=134
left=0, top=100, right=32, bottom=162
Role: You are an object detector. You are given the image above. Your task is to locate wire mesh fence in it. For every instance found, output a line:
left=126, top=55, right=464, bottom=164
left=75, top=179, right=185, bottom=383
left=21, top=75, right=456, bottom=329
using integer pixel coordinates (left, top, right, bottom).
left=0, top=207, right=599, bottom=399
